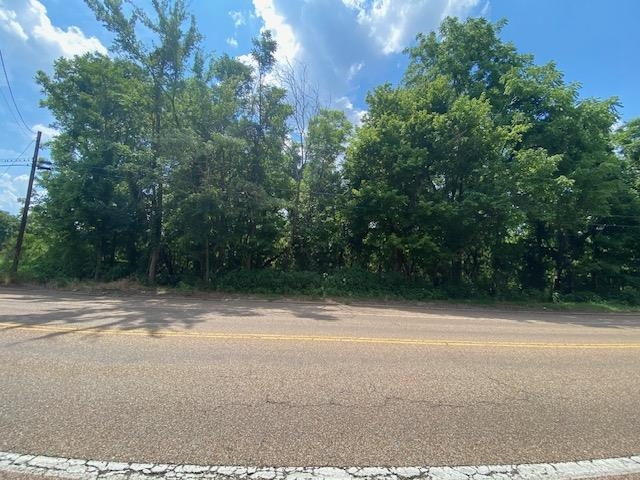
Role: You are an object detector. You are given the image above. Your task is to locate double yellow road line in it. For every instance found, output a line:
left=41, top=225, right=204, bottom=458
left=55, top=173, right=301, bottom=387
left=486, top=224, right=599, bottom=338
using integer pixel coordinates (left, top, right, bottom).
left=2, top=321, right=640, bottom=349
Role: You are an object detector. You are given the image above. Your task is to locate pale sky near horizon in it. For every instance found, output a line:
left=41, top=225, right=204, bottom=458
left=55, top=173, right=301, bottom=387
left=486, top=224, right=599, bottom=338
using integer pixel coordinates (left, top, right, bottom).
left=1, top=0, right=638, bottom=214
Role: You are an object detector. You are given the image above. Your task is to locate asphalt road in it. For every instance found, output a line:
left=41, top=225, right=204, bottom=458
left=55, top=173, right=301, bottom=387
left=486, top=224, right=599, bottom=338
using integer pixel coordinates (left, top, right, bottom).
left=1, top=287, right=639, bottom=468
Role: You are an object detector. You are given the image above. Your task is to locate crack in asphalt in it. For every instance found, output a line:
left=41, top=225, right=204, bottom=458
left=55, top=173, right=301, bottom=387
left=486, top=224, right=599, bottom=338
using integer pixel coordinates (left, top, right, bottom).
left=2, top=451, right=640, bottom=480
left=203, top=394, right=527, bottom=412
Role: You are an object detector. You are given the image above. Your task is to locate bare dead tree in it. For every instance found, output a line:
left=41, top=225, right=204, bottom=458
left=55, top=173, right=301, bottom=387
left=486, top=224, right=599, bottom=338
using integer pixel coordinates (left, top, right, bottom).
left=277, top=60, right=321, bottom=266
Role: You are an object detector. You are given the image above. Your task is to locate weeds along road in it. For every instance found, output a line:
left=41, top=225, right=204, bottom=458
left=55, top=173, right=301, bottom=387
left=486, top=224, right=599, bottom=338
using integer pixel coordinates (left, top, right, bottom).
left=0, top=287, right=639, bottom=467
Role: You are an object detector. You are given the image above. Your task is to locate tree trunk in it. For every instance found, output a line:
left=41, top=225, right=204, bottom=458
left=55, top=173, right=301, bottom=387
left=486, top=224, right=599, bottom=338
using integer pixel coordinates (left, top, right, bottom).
left=204, top=234, right=210, bottom=283
left=451, top=251, right=464, bottom=285
left=148, top=175, right=164, bottom=283
left=554, top=231, right=573, bottom=294
left=94, top=245, right=102, bottom=281
left=148, top=86, right=163, bottom=284
left=290, top=178, right=302, bottom=268
left=148, top=246, right=160, bottom=283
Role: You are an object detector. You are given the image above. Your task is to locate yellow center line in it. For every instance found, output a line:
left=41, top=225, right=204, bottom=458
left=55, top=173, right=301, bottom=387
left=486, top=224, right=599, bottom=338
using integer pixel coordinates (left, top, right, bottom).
left=1, top=321, right=639, bottom=349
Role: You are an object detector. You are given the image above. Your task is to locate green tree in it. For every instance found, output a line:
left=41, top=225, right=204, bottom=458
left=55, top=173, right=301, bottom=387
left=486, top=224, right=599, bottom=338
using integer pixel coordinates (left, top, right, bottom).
left=297, top=109, right=351, bottom=270
left=86, top=0, right=201, bottom=282
left=164, top=32, right=292, bottom=280
left=0, top=210, right=18, bottom=252
left=616, top=118, right=640, bottom=190
left=346, top=16, right=626, bottom=297
left=27, top=9, right=639, bottom=303
left=165, top=54, right=251, bottom=281
left=233, top=31, right=292, bottom=270
left=36, top=53, right=149, bottom=279
left=345, top=78, right=514, bottom=285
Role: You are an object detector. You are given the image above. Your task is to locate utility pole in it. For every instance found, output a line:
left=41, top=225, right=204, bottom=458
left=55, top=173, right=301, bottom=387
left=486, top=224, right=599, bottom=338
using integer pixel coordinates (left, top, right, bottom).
left=10, top=131, right=42, bottom=280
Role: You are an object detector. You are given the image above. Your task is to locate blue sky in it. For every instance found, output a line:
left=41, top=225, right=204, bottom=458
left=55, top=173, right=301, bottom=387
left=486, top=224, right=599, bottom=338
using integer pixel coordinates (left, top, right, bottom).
left=1, top=0, right=638, bottom=214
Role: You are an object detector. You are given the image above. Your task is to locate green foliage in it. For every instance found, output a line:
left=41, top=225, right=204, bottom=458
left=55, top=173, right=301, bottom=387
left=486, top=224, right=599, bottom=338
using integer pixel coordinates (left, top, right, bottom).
left=18, top=9, right=640, bottom=305
left=36, top=53, right=150, bottom=280
left=295, top=109, right=352, bottom=270
left=344, top=16, right=634, bottom=301
left=0, top=210, right=18, bottom=251
left=212, top=268, right=438, bottom=300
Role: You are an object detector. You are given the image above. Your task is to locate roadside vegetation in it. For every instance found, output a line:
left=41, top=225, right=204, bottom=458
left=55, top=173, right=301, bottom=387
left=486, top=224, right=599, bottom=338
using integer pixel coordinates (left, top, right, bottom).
left=2, top=1, right=640, bottom=308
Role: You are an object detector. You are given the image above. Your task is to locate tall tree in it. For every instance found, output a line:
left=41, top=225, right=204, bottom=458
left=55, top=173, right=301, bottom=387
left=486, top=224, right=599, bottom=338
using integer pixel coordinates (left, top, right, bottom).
left=346, top=17, right=624, bottom=296
left=85, top=0, right=201, bottom=282
left=297, top=109, right=351, bottom=270
left=234, top=31, right=292, bottom=270
left=36, top=53, right=149, bottom=279
left=278, top=61, right=320, bottom=266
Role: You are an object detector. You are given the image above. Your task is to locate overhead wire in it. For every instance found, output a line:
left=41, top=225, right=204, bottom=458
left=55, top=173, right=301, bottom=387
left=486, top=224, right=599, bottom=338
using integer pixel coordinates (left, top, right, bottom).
left=0, top=87, right=28, bottom=135
left=37, top=161, right=640, bottom=211
left=25, top=160, right=640, bottom=233
left=0, top=48, right=33, bottom=134
left=0, top=139, right=35, bottom=176
left=37, top=161, right=348, bottom=202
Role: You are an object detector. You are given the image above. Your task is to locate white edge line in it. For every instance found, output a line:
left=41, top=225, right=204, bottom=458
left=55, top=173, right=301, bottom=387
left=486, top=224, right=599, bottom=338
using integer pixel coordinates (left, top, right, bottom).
left=1, top=451, right=640, bottom=480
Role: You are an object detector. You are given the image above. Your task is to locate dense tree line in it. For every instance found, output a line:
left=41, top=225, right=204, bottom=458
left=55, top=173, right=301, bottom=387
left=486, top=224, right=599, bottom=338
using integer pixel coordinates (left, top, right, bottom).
left=4, top=3, right=640, bottom=302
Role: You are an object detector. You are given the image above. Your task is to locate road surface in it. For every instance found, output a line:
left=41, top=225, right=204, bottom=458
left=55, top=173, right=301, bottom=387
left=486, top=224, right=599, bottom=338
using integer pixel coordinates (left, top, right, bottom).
left=0, top=287, right=639, bottom=472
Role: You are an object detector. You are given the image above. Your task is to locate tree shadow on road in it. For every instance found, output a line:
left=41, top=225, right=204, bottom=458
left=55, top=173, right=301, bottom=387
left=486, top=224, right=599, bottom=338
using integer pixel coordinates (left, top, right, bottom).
left=0, top=287, right=639, bottom=345
left=370, top=302, right=640, bottom=329
left=0, top=287, right=342, bottom=343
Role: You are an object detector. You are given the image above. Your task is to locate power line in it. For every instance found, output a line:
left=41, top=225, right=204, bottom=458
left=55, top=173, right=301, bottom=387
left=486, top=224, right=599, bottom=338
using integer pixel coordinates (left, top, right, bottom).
left=0, top=48, right=32, bottom=134
left=0, top=140, right=34, bottom=176
left=37, top=162, right=345, bottom=199
left=0, top=86, right=27, bottom=134
left=12, top=140, right=34, bottom=161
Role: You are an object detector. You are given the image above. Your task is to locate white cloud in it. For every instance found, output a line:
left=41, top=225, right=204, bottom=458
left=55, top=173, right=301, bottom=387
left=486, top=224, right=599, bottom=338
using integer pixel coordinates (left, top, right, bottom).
left=229, top=10, right=246, bottom=28
left=236, top=52, right=283, bottom=87
left=0, top=0, right=106, bottom=58
left=236, top=53, right=257, bottom=70
left=341, top=0, right=365, bottom=8
left=335, top=96, right=367, bottom=127
left=480, top=1, right=491, bottom=17
left=251, top=0, right=482, bottom=118
left=0, top=5, right=28, bottom=41
left=0, top=0, right=106, bottom=153
left=347, top=61, right=364, bottom=81
left=611, top=119, right=624, bottom=133
left=0, top=172, right=28, bottom=214
left=226, top=36, right=239, bottom=48
left=31, top=123, right=59, bottom=142
left=252, top=0, right=301, bottom=64
left=343, top=0, right=481, bottom=55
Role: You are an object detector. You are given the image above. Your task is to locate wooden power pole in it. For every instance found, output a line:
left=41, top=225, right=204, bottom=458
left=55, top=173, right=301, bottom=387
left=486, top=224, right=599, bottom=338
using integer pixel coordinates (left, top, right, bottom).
left=10, top=131, right=42, bottom=280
